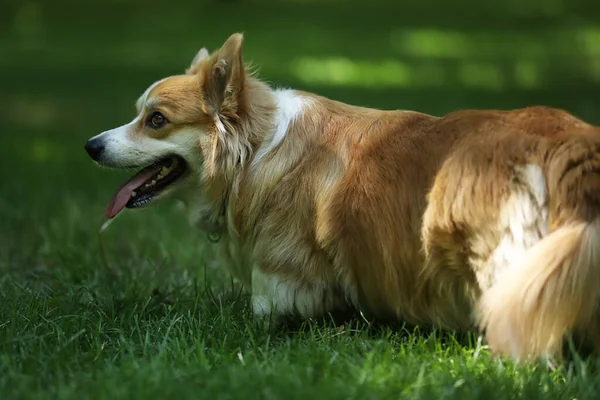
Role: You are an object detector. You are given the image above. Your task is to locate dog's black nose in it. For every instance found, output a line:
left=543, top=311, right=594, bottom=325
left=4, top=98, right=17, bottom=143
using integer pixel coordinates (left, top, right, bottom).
left=84, top=138, right=105, bottom=161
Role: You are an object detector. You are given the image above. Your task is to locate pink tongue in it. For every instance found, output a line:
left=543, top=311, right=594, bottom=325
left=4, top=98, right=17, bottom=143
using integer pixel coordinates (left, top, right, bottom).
left=105, top=166, right=163, bottom=219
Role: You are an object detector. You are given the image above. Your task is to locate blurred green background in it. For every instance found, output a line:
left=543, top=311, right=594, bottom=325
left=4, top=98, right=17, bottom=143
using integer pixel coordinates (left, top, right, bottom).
left=2, top=0, right=600, bottom=283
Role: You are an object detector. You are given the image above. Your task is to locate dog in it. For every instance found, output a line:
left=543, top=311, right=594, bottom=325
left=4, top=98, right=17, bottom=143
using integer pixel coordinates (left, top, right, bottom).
left=85, top=32, right=600, bottom=364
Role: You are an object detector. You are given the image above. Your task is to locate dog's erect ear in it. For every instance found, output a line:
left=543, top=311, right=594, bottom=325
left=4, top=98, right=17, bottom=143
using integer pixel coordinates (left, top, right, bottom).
left=202, top=33, right=245, bottom=116
left=186, top=47, right=210, bottom=74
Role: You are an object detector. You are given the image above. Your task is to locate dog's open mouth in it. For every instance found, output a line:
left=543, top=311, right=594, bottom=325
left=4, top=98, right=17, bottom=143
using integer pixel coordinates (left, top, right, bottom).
left=105, top=155, right=188, bottom=219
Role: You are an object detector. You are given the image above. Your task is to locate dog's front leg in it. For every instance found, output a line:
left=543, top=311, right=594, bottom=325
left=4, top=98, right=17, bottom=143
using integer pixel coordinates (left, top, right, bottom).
left=250, top=265, right=333, bottom=322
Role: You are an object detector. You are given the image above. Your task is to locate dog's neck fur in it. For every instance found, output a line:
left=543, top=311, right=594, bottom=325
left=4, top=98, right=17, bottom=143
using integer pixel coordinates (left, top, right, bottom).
left=197, top=74, right=298, bottom=239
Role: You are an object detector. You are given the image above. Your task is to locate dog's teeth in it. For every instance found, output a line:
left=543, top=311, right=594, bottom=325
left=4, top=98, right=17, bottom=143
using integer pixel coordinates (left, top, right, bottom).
left=132, top=191, right=137, bottom=197
left=158, top=166, right=172, bottom=179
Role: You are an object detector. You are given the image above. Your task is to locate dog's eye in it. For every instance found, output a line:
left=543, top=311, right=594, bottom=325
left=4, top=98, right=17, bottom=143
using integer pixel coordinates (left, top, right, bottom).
left=148, top=112, right=168, bottom=129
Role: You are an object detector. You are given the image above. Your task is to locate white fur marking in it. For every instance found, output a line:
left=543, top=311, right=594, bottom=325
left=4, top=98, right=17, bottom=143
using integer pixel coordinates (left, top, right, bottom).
left=490, top=164, right=549, bottom=284
left=519, top=163, right=547, bottom=207
left=251, top=267, right=324, bottom=318
left=137, top=78, right=168, bottom=111
left=252, top=89, right=312, bottom=166
left=214, top=116, right=227, bottom=134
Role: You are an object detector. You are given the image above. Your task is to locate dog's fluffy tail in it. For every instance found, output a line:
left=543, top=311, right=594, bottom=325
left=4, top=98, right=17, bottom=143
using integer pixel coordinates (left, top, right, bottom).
left=481, top=133, right=600, bottom=362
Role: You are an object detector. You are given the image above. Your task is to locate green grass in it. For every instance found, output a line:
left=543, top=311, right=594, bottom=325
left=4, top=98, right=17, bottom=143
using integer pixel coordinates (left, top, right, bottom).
left=1, top=216, right=599, bottom=400
left=3, top=0, right=600, bottom=398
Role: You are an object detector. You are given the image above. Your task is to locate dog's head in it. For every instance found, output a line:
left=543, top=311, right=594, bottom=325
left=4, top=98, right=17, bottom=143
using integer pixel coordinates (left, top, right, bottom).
left=85, top=33, right=252, bottom=220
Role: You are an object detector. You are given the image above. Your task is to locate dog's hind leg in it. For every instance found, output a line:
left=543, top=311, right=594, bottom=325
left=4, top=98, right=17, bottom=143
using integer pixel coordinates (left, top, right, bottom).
left=419, top=153, right=553, bottom=347
left=481, top=135, right=600, bottom=362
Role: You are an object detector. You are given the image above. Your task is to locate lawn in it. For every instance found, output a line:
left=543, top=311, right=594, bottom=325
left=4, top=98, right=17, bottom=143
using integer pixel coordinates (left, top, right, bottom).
left=3, top=0, right=600, bottom=398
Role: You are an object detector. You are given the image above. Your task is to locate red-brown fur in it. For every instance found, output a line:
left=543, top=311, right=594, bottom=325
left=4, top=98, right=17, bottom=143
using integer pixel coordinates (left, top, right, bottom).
left=92, top=33, right=600, bottom=364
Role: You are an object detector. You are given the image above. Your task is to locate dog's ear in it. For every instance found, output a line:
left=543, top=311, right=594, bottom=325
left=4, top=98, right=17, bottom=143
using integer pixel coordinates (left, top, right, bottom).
left=202, top=33, right=245, bottom=117
left=186, top=47, right=210, bottom=74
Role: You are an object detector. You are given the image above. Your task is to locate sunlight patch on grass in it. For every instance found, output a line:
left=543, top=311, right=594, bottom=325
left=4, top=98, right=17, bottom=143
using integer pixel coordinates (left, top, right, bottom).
left=391, top=26, right=600, bottom=60
left=291, top=56, right=511, bottom=90
left=513, top=61, right=540, bottom=89
left=391, top=28, right=546, bottom=59
left=578, top=28, right=600, bottom=57
left=395, top=29, right=470, bottom=59
left=458, top=62, right=504, bottom=90
left=290, top=56, right=413, bottom=88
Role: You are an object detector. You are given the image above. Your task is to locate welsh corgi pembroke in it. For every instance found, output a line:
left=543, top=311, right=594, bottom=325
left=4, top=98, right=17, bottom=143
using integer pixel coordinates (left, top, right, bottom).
left=85, top=33, right=600, bottom=364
